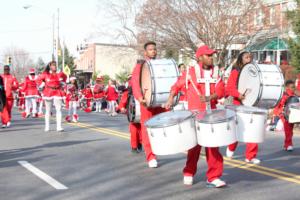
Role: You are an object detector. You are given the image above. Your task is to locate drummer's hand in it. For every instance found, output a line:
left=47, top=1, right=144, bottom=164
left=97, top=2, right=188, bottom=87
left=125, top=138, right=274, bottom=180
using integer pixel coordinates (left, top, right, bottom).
left=238, top=94, right=245, bottom=101
left=209, top=93, right=218, bottom=101
left=165, top=97, right=174, bottom=110
left=138, top=97, right=147, bottom=106
left=120, top=108, right=126, bottom=113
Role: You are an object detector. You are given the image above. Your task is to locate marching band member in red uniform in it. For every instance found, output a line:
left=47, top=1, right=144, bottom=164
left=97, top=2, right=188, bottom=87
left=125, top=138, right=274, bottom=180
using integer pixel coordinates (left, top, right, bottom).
left=65, top=77, right=79, bottom=123
left=38, top=61, right=67, bottom=132
left=18, top=81, right=25, bottom=111
left=225, top=52, right=261, bottom=164
left=23, top=68, right=39, bottom=118
left=105, top=80, right=119, bottom=116
left=118, top=75, right=142, bottom=153
left=166, top=45, right=226, bottom=188
left=93, top=77, right=105, bottom=112
left=132, top=41, right=167, bottom=168
left=276, top=80, right=297, bottom=151
left=1, top=65, right=19, bottom=128
left=82, top=84, right=93, bottom=112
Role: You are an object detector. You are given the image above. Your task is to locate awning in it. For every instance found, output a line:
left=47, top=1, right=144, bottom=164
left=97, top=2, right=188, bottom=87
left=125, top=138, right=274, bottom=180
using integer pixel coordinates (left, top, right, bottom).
left=246, top=37, right=289, bottom=51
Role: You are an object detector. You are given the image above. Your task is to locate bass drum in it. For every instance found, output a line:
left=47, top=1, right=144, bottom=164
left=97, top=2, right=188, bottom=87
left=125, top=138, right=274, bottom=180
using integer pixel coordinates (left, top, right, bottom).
left=284, top=96, right=300, bottom=123
left=145, top=110, right=197, bottom=155
left=238, top=63, right=284, bottom=109
left=140, top=59, right=180, bottom=108
left=195, top=109, right=237, bottom=147
left=126, top=95, right=140, bottom=123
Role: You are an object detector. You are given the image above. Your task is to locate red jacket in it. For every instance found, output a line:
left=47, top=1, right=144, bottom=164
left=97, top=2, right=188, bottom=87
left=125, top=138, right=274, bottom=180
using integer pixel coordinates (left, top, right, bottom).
left=118, top=89, right=129, bottom=110
left=38, top=71, right=67, bottom=99
left=82, top=88, right=93, bottom=99
left=23, top=75, right=39, bottom=97
left=225, top=68, right=241, bottom=105
left=132, top=60, right=145, bottom=101
left=106, top=85, right=118, bottom=101
left=171, top=63, right=224, bottom=111
left=296, top=74, right=300, bottom=92
left=1, top=74, right=19, bottom=100
left=18, top=82, right=25, bottom=99
left=93, top=83, right=105, bottom=99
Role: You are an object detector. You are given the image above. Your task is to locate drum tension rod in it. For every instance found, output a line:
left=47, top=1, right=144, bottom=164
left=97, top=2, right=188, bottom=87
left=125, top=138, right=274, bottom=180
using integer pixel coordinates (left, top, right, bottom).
left=227, top=122, right=230, bottom=130
left=211, top=124, right=214, bottom=133
left=163, top=128, right=167, bottom=137
left=178, top=124, right=182, bottom=133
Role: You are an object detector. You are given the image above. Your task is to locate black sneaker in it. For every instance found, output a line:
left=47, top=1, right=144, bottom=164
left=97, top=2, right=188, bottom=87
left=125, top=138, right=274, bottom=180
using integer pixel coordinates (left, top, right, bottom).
left=137, top=143, right=143, bottom=152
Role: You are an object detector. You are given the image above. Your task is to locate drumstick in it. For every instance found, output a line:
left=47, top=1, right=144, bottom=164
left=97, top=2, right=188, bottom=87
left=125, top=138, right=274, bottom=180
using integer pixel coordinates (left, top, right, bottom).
left=243, top=89, right=248, bottom=96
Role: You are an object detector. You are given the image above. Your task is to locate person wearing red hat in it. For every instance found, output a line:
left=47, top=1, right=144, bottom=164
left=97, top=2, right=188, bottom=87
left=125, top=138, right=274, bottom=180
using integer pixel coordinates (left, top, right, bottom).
left=65, top=77, right=79, bottom=122
left=225, top=52, right=261, bottom=164
left=105, top=79, right=119, bottom=116
left=93, top=77, right=105, bottom=112
left=131, top=41, right=167, bottom=168
left=1, top=65, right=19, bottom=128
left=166, top=45, right=226, bottom=188
left=81, top=84, right=93, bottom=112
left=22, top=68, right=39, bottom=118
left=118, top=75, right=142, bottom=153
left=38, top=61, right=67, bottom=132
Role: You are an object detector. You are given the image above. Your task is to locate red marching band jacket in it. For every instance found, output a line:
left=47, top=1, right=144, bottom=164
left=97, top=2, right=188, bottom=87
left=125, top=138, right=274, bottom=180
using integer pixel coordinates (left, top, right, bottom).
left=22, top=75, right=39, bottom=98
left=38, top=71, right=67, bottom=100
left=93, top=83, right=105, bottom=100
left=275, top=88, right=295, bottom=119
left=225, top=68, right=241, bottom=105
left=1, top=74, right=19, bottom=100
left=106, top=85, right=118, bottom=101
left=82, top=87, right=93, bottom=100
left=171, top=63, right=225, bottom=111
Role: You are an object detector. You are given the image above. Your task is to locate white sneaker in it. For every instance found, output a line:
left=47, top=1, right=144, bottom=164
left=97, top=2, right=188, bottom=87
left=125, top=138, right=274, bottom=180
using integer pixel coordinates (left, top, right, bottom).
left=72, top=119, right=78, bottom=123
left=245, top=158, right=261, bottom=164
left=207, top=178, right=227, bottom=188
left=2, top=124, right=6, bottom=128
left=226, top=148, right=234, bottom=158
left=6, top=122, right=11, bottom=128
left=57, top=128, right=64, bottom=132
left=44, top=128, right=49, bottom=132
left=183, top=176, right=193, bottom=185
left=287, top=146, right=294, bottom=151
left=148, top=159, right=158, bottom=168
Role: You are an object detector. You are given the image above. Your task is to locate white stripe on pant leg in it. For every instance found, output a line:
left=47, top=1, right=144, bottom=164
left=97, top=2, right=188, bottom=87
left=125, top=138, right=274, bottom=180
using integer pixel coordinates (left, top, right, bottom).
left=18, top=161, right=68, bottom=190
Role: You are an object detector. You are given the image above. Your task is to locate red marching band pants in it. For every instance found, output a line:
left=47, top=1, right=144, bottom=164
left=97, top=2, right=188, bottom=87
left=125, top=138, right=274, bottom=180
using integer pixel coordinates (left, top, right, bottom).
left=281, top=117, right=294, bottom=148
left=140, top=105, right=166, bottom=162
left=228, top=142, right=258, bottom=160
left=129, top=122, right=142, bottom=148
left=1, top=99, right=14, bottom=124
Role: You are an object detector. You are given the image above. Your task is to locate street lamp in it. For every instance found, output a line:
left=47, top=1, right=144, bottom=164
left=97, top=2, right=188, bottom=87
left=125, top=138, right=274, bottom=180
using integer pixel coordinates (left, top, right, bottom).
left=23, top=5, right=60, bottom=66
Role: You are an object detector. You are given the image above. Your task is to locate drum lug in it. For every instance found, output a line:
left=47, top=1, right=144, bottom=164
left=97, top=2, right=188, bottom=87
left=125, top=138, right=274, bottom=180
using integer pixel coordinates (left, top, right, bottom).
left=227, top=122, right=230, bottom=130
left=250, top=115, right=253, bottom=124
left=149, top=129, right=154, bottom=137
left=179, top=124, right=182, bottom=133
left=163, top=128, right=167, bottom=137
left=211, top=124, right=214, bottom=133
left=197, top=125, right=200, bottom=131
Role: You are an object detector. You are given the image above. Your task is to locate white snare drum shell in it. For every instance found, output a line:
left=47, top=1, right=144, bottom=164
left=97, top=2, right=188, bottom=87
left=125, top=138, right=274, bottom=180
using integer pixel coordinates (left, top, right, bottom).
left=229, top=106, right=267, bottom=143
left=145, top=110, right=197, bottom=155
left=288, top=103, right=300, bottom=123
left=195, top=109, right=237, bottom=147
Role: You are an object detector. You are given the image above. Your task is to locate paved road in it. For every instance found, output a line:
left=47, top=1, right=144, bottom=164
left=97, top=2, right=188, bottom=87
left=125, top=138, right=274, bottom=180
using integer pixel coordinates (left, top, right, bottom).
left=0, top=109, right=300, bottom=200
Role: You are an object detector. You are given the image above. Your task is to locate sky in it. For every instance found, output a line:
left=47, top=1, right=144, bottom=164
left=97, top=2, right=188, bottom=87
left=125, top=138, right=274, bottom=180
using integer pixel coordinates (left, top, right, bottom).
left=0, top=0, right=114, bottom=63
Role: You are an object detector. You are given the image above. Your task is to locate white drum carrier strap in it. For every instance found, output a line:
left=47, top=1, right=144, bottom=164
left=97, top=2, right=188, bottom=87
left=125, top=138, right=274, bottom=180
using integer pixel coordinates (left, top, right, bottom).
left=194, top=65, right=219, bottom=111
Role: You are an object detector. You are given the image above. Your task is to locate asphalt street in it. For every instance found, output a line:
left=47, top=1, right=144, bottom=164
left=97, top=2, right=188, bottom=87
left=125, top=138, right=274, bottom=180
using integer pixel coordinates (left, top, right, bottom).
left=0, top=109, right=300, bottom=200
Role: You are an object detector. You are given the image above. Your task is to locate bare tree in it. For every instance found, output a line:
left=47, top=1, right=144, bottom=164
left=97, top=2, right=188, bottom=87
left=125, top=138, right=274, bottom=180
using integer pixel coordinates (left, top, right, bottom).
left=2, top=46, right=34, bottom=80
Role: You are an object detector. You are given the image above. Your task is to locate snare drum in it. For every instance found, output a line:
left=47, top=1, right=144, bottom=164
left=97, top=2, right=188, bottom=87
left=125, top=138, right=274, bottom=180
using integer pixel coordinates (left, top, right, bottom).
left=195, top=109, right=237, bottom=147
left=226, top=105, right=267, bottom=143
left=238, top=63, right=284, bottom=109
left=288, top=103, right=300, bottom=123
left=145, top=110, right=197, bottom=155
left=140, top=59, right=180, bottom=107
left=126, top=95, right=140, bottom=123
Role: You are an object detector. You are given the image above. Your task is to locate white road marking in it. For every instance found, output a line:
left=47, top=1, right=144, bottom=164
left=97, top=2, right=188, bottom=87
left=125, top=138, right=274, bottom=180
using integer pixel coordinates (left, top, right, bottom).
left=18, top=161, right=68, bottom=190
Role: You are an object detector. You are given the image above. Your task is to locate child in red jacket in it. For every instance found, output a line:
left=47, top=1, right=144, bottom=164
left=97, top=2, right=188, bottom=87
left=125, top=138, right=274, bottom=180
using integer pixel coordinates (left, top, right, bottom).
left=105, top=79, right=119, bottom=116
left=276, top=80, right=297, bottom=151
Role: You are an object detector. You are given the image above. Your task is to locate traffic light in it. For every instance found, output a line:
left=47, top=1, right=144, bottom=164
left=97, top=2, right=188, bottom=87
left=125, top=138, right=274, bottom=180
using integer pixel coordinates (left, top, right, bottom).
left=6, top=56, right=12, bottom=65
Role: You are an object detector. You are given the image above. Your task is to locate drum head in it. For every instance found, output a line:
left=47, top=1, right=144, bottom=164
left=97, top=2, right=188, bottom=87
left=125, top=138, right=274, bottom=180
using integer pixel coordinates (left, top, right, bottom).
left=238, top=63, right=261, bottom=106
left=226, top=105, right=267, bottom=115
left=145, top=110, right=193, bottom=128
left=196, top=109, right=235, bottom=123
left=140, top=62, right=152, bottom=106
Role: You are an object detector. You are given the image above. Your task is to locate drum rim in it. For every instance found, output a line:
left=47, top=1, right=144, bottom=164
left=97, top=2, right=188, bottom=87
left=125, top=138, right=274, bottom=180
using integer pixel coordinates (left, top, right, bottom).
left=226, top=105, right=268, bottom=115
left=145, top=110, right=194, bottom=128
left=195, top=109, right=236, bottom=123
